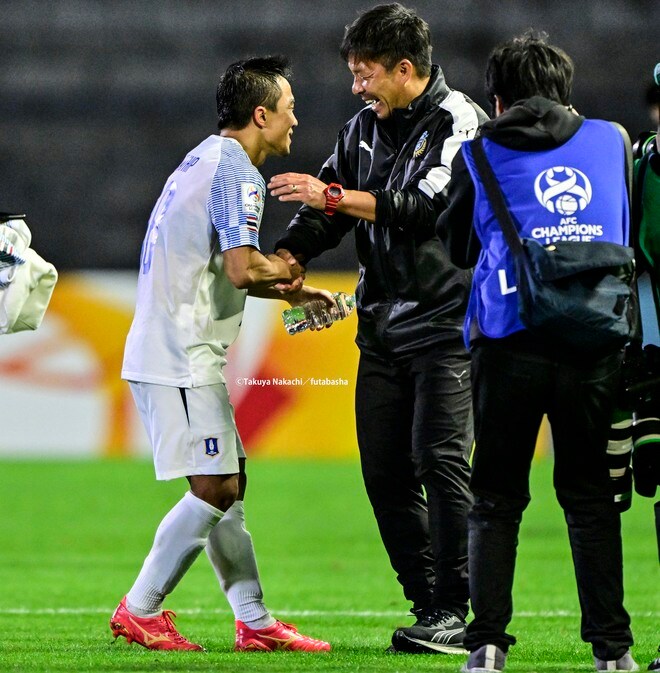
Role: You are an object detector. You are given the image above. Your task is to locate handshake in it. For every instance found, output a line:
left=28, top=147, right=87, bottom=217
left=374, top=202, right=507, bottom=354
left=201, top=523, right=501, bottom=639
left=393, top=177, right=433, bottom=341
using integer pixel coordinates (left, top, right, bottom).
left=270, top=247, right=307, bottom=294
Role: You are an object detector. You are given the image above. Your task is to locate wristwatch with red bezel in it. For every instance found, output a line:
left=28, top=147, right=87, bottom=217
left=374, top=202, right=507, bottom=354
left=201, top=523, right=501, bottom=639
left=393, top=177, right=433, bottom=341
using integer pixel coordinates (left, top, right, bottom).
left=323, top=183, right=345, bottom=216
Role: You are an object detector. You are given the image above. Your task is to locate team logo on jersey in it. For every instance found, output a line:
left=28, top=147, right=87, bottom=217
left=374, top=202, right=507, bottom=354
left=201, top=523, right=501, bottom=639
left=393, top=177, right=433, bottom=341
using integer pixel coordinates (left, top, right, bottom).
left=413, top=131, right=429, bottom=158
left=241, top=182, right=263, bottom=218
left=204, top=438, right=219, bottom=456
left=534, top=166, right=592, bottom=215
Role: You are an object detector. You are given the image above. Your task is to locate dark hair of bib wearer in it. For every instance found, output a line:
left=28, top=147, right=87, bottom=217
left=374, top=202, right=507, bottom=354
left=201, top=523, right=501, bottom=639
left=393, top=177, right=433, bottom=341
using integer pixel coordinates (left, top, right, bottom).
left=485, top=30, right=574, bottom=113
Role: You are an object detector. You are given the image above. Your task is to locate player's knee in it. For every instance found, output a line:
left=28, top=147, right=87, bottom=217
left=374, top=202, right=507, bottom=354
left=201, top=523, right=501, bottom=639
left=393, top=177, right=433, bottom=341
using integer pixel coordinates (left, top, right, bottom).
left=190, top=474, right=239, bottom=512
left=215, top=482, right=239, bottom=512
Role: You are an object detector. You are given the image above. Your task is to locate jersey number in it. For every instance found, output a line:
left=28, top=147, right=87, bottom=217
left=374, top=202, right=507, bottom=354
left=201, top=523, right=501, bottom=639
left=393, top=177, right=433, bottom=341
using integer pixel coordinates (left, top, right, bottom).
left=140, top=180, right=177, bottom=274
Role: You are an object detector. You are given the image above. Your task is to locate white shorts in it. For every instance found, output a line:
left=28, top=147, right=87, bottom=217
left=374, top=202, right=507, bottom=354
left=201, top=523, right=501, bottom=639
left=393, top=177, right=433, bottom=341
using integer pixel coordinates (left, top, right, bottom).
left=129, top=381, right=245, bottom=481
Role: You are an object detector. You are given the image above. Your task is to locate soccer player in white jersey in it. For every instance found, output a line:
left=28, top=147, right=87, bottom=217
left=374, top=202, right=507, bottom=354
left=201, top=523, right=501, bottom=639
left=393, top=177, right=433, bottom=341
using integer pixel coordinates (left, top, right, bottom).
left=110, top=56, right=331, bottom=653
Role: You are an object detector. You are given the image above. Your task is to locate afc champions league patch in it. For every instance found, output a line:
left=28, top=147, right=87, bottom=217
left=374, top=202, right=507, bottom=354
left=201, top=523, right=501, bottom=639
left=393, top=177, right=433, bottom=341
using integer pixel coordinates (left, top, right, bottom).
left=204, top=437, right=220, bottom=456
left=413, top=130, right=429, bottom=158
left=240, top=182, right=264, bottom=218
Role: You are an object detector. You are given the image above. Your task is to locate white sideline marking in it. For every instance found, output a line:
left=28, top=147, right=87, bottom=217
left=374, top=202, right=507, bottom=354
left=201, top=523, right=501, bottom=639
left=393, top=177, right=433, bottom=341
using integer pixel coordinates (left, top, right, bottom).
left=0, top=608, right=657, bottom=618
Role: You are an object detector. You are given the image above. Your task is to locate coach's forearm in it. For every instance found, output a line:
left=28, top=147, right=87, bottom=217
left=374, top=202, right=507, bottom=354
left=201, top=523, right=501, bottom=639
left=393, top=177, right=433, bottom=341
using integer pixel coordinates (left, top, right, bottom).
left=335, top=190, right=376, bottom=222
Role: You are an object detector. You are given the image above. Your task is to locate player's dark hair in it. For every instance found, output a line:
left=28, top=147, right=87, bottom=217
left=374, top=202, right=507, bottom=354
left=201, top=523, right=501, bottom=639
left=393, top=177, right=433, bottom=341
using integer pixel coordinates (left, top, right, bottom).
left=485, top=31, right=573, bottom=113
left=339, top=3, right=432, bottom=77
left=216, top=55, right=292, bottom=130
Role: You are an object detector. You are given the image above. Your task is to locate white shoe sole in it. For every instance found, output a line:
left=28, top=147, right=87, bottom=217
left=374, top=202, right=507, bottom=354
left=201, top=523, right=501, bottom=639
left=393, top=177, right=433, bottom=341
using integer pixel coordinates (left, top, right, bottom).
left=402, top=635, right=468, bottom=655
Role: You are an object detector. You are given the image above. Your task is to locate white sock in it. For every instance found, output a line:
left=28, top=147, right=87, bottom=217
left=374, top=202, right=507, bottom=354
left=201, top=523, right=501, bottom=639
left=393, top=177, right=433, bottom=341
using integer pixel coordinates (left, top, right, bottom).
left=126, top=491, right=223, bottom=616
left=206, top=500, right=275, bottom=627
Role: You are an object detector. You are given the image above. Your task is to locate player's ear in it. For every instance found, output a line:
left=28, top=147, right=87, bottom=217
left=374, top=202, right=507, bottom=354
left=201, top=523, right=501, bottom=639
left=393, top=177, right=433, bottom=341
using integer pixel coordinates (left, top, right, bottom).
left=494, top=95, right=506, bottom=117
left=253, top=106, right=268, bottom=129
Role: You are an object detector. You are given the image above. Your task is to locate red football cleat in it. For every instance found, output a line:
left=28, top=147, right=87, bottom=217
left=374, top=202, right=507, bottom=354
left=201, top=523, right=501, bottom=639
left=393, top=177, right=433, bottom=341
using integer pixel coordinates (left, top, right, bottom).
left=235, top=619, right=331, bottom=652
left=110, top=597, right=204, bottom=651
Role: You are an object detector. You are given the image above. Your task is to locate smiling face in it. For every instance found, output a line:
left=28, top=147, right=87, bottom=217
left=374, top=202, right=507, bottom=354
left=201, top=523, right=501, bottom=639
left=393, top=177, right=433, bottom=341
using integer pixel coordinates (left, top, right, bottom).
left=263, top=76, right=298, bottom=157
left=347, top=58, right=412, bottom=120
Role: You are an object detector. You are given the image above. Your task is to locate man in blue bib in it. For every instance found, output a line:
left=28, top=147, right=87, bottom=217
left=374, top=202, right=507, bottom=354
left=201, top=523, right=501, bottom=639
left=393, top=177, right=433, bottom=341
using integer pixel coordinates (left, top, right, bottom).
left=437, top=32, right=637, bottom=673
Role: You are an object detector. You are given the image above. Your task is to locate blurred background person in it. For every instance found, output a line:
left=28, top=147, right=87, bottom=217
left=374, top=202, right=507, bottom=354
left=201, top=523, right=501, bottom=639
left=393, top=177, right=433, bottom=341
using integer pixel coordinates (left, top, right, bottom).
left=629, top=61, right=660, bottom=673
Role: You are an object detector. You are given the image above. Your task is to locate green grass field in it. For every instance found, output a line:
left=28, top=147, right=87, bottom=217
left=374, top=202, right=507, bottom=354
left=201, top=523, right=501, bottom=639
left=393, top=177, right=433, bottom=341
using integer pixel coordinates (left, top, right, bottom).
left=0, top=457, right=656, bottom=672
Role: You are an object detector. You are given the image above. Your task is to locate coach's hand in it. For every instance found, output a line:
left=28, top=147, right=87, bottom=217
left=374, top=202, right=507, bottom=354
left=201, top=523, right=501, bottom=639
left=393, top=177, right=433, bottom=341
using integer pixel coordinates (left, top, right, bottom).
left=268, top=173, right=327, bottom=211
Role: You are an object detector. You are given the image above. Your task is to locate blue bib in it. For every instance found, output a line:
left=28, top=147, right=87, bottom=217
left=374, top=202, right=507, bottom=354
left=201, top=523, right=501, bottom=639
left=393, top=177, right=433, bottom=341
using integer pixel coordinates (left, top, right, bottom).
left=462, top=120, right=630, bottom=345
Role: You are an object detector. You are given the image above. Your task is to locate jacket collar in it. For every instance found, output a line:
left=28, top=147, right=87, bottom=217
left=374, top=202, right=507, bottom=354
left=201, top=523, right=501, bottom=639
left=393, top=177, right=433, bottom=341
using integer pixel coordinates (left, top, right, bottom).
left=389, top=64, right=449, bottom=126
left=377, top=64, right=448, bottom=146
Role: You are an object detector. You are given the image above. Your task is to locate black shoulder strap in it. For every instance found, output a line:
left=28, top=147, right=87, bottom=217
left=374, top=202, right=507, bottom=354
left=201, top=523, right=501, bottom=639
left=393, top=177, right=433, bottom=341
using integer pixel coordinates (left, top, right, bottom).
left=470, top=138, right=523, bottom=256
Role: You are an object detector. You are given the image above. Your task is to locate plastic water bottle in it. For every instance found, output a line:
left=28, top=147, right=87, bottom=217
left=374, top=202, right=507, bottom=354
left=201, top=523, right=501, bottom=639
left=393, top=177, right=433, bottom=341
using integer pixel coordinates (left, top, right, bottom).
left=282, top=292, right=356, bottom=335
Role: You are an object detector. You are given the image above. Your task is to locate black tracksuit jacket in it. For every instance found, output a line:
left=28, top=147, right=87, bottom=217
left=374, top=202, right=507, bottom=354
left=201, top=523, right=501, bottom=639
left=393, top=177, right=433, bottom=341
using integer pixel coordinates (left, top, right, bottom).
left=275, top=65, right=488, bottom=362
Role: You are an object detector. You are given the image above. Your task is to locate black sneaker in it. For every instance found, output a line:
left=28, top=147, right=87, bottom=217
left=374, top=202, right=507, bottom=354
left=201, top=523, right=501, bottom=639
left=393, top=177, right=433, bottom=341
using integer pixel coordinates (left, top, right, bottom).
left=391, top=608, right=467, bottom=654
left=650, top=645, right=660, bottom=671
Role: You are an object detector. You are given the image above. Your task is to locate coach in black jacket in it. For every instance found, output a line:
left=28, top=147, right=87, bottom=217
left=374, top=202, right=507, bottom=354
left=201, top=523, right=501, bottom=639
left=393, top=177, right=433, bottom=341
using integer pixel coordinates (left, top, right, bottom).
left=269, top=4, right=487, bottom=653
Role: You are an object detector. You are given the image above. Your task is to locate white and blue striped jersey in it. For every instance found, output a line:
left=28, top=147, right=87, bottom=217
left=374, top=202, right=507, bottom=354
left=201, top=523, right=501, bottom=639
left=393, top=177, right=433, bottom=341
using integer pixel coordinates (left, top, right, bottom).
left=122, top=135, right=265, bottom=387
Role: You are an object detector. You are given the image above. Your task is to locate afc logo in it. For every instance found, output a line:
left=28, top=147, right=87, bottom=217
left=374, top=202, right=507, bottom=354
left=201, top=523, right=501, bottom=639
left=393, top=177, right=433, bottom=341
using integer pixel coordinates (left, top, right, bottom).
left=241, top=182, right=263, bottom=215
left=534, top=166, right=592, bottom=215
